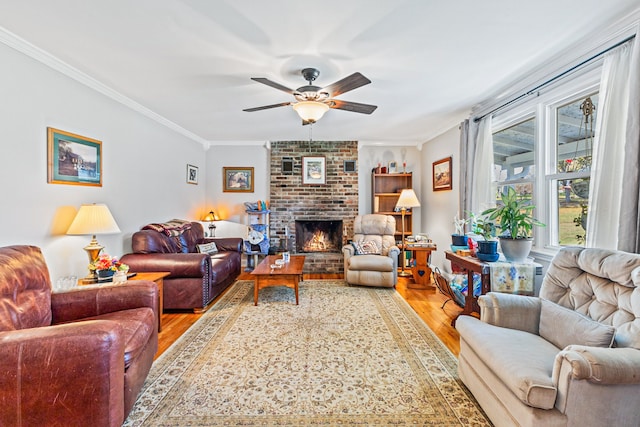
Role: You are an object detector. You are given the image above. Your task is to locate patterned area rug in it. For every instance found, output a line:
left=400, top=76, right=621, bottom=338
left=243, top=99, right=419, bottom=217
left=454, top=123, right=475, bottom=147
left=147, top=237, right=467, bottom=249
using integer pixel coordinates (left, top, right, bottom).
left=125, top=280, right=490, bottom=426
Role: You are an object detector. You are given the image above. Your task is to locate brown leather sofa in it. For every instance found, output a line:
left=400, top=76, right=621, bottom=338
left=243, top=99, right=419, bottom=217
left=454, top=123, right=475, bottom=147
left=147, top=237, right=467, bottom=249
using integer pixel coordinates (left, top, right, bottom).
left=120, top=221, right=242, bottom=312
left=0, top=245, right=158, bottom=427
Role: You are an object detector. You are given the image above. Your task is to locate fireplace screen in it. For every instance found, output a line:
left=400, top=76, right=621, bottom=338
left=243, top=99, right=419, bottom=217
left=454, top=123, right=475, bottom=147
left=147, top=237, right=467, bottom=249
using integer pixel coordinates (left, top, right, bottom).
left=295, top=220, right=343, bottom=253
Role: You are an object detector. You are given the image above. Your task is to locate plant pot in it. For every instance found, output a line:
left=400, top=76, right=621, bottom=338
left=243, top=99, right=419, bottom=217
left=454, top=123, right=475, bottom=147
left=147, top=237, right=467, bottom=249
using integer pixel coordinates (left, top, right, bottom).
left=477, top=240, right=498, bottom=254
left=96, top=269, right=115, bottom=281
left=499, top=237, right=533, bottom=262
left=451, top=234, right=468, bottom=246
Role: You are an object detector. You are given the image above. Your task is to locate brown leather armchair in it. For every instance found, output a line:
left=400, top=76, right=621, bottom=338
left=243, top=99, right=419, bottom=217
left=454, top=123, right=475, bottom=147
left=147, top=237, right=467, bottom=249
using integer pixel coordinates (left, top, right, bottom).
left=0, top=245, right=158, bottom=427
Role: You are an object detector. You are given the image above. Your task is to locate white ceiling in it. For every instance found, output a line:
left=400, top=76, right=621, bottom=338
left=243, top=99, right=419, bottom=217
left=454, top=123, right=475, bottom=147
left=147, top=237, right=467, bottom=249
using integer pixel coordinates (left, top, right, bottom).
left=0, top=0, right=638, bottom=145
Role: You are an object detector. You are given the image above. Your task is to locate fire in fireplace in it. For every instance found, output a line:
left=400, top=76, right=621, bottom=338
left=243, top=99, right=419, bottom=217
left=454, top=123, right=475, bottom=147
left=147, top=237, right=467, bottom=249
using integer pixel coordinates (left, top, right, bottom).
left=295, top=220, right=343, bottom=253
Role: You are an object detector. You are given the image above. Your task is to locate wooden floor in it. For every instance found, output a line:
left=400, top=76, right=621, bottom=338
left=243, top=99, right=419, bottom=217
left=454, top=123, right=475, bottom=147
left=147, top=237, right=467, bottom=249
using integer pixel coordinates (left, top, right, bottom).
left=156, top=272, right=463, bottom=359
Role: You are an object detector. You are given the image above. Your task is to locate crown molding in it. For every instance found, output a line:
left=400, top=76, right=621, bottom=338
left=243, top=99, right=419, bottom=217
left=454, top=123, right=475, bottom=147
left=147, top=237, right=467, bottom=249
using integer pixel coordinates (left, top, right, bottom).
left=0, top=26, right=209, bottom=149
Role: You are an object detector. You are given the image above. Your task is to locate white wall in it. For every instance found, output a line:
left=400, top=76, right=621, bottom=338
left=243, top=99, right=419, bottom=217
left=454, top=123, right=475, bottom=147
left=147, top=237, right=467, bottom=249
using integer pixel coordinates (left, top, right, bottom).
left=205, top=143, right=270, bottom=228
left=0, top=42, right=208, bottom=282
left=358, top=145, right=422, bottom=233
left=420, top=126, right=461, bottom=271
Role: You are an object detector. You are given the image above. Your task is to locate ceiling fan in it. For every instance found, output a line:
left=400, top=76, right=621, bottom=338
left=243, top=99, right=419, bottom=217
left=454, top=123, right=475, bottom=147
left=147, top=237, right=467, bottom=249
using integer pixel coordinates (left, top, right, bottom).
left=243, top=67, right=377, bottom=124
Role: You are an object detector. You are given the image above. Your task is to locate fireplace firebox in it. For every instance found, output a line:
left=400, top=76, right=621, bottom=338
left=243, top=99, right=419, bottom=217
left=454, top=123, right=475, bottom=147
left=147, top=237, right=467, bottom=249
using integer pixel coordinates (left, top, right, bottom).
left=295, top=220, right=343, bottom=253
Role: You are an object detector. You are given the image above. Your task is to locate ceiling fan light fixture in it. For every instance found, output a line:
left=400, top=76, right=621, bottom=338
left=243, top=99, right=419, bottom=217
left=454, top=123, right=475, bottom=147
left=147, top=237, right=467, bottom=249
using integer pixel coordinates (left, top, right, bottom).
left=292, top=101, right=330, bottom=123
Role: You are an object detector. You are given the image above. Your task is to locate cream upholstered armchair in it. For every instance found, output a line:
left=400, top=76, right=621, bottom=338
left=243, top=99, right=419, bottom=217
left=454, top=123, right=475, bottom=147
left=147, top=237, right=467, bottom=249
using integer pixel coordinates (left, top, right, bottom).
left=456, top=247, right=640, bottom=427
left=343, top=214, right=400, bottom=287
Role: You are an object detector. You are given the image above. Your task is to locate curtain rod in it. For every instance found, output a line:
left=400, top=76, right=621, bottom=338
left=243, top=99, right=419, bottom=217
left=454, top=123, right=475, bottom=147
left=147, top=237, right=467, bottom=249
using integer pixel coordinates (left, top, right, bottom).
left=474, top=33, right=636, bottom=122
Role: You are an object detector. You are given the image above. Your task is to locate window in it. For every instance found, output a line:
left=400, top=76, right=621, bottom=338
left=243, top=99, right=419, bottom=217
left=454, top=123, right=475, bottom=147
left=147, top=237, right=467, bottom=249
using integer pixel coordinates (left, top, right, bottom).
left=548, top=94, right=598, bottom=246
left=490, top=70, right=600, bottom=251
left=492, top=117, right=536, bottom=214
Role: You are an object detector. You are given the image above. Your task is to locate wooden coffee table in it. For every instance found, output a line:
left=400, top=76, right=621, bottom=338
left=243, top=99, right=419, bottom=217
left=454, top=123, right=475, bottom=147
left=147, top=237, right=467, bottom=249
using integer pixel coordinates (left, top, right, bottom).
left=251, top=255, right=305, bottom=306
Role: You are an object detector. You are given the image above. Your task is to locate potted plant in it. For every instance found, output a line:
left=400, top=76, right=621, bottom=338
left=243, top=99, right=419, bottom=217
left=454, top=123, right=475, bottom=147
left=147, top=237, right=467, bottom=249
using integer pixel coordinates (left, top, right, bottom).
left=451, top=214, right=468, bottom=246
left=470, top=213, right=499, bottom=262
left=481, top=187, right=545, bottom=262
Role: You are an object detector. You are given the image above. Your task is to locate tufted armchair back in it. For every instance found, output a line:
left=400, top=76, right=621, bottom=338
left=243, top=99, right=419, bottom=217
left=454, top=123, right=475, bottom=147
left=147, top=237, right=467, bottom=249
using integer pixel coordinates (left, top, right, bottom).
left=540, top=247, right=640, bottom=349
left=352, top=214, right=397, bottom=256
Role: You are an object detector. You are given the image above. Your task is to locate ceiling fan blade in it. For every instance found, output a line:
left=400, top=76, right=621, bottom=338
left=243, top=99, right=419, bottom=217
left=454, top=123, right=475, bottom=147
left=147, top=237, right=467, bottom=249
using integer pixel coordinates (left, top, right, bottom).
left=251, top=77, right=295, bottom=94
left=330, top=99, right=377, bottom=114
left=321, top=72, right=371, bottom=97
left=243, top=101, right=292, bottom=112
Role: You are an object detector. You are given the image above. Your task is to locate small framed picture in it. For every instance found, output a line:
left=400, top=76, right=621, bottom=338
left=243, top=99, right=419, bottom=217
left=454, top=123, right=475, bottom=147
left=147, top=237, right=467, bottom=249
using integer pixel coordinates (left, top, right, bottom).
left=302, top=156, right=326, bottom=185
left=433, top=156, right=453, bottom=191
left=388, top=161, right=398, bottom=173
left=223, top=166, right=254, bottom=192
left=47, top=127, right=102, bottom=186
left=344, top=160, right=356, bottom=173
left=187, top=164, right=199, bottom=184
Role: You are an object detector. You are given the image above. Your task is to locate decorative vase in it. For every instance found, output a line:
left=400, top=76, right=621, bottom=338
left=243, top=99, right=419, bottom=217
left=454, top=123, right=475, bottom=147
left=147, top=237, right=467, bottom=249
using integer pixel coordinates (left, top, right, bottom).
left=96, top=269, right=115, bottom=281
left=499, top=237, right=533, bottom=262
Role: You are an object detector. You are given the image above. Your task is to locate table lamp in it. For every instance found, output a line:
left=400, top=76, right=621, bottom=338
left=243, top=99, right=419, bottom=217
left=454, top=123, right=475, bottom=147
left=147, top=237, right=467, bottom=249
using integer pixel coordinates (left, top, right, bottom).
left=67, top=203, right=121, bottom=278
left=395, top=189, right=421, bottom=277
left=203, top=210, right=217, bottom=237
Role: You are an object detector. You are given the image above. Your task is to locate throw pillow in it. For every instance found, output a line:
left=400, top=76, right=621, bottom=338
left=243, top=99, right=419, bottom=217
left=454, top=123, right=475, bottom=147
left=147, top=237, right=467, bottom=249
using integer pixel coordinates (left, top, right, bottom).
left=352, top=240, right=381, bottom=255
left=539, top=299, right=616, bottom=349
left=196, top=242, right=218, bottom=255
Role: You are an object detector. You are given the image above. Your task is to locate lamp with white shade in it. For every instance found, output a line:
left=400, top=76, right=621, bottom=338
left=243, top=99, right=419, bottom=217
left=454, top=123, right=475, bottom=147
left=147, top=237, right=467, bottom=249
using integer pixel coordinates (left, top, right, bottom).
left=395, top=189, right=421, bottom=277
left=66, top=203, right=121, bottom=278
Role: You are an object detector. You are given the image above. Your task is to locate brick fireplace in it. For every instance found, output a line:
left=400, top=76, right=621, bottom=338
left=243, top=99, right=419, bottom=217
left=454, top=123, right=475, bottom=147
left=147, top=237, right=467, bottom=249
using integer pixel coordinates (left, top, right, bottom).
left=270, top=141, right=358, bottom=274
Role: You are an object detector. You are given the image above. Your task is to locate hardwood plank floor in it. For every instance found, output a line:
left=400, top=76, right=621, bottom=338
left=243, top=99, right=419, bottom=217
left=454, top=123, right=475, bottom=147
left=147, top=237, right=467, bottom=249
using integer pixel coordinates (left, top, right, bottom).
left=155, top=273, right=463, bottom=360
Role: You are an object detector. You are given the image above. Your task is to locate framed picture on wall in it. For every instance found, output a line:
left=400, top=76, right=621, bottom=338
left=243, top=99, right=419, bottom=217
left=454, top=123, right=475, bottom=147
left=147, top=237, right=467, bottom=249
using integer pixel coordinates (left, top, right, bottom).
left=47, top=127, right=102, bottom=186
left=433, top=156, right=453, bottom=191
left=187, top=164, right=198, bottom=184
left=223, top=166, right=254, bottom=192
left=302, top=156, right=326, bottom=185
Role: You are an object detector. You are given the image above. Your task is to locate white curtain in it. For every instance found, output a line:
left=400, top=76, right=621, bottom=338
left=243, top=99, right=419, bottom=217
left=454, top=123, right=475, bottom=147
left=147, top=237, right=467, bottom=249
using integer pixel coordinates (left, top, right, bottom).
left=618, top=28, right=640, bottom=253
left=586, top=40, right=634, bottom=248
left=471, top=116, right=494, bottom=214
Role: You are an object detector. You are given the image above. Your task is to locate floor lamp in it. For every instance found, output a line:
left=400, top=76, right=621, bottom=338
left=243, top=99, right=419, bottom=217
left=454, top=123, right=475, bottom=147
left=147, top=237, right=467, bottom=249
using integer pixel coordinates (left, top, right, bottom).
left=395, top=189, right=421, bottom=277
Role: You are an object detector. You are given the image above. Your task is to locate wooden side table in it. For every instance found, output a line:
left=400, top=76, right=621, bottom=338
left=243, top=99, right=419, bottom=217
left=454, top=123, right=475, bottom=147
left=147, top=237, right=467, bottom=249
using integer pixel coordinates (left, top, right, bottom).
left=406, top=245, right=436, bottom=288
left=128, top=272, right=170, bottom=332
left=445, top=251, right=543, bottom=326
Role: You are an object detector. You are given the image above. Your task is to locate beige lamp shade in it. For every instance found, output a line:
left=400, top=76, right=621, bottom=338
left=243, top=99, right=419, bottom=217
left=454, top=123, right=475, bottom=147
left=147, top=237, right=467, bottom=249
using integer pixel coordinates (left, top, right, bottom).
left=67, top=203, right=121, bottom=235
left=395, top=189, right=421, bottom=209
left=292, top=101, right=330, bottom=123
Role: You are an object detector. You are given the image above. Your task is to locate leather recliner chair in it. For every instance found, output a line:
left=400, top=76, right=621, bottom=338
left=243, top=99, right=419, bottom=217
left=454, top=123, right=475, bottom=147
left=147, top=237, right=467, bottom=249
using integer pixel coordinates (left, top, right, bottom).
left=0, top=245, right=158, bottom=427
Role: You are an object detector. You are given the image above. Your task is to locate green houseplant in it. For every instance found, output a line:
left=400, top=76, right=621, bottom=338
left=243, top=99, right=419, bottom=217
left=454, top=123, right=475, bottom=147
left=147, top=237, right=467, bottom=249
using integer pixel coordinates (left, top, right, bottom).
left=481, top=187, right=545, bottom=262
left=469, top=212, right=499, bottom=261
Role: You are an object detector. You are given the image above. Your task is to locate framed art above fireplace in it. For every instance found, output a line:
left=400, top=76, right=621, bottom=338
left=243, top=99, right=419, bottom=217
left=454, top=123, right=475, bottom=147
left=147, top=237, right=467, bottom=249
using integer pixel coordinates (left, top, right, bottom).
left=302, top=156, right=326, bottom=185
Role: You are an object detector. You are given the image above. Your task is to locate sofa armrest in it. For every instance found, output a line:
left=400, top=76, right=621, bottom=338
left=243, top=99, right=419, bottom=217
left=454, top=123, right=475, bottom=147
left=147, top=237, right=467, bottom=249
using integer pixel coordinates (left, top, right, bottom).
left=200, top=237, right=243, bottom=253
left=0, top=321, right=125, bottom=426
left=120, top=252, right=209, bottom=278
left=553, top=345, right=640, bottom=385
left=478, top=292, right=541, bottom=334
left=51, top=281, right=158, bottom=324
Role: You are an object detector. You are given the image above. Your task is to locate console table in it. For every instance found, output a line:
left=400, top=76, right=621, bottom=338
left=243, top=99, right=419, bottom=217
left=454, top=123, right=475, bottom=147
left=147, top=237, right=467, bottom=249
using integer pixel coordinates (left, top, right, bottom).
left=445, top=251, right=542, bottom=326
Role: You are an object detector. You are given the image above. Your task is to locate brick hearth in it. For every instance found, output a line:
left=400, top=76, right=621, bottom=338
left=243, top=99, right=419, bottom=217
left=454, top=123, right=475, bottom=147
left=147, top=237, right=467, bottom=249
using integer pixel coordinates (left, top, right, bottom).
left=270, top=141, right=358, bottom=274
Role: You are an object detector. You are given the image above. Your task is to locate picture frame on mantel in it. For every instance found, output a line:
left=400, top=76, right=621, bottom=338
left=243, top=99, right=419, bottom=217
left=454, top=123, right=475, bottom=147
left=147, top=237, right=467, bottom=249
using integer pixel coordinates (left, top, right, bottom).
left=47, top=127, right=102, bottom=186
left=302, top=156, right=326, bottom=185
left=223, top=166, right=254, bottom=192
left=433, top=156, right=453, bottom=191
